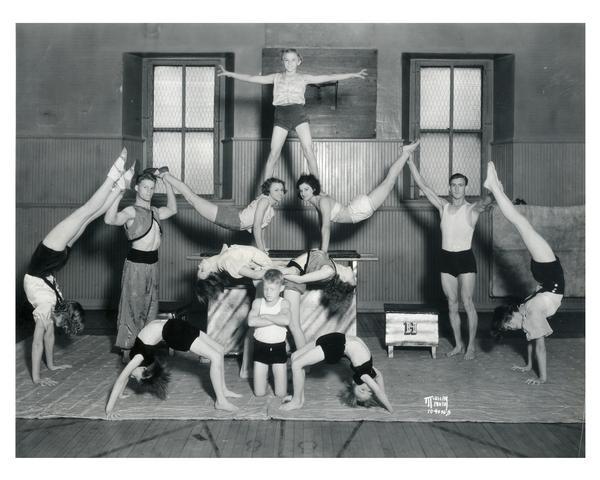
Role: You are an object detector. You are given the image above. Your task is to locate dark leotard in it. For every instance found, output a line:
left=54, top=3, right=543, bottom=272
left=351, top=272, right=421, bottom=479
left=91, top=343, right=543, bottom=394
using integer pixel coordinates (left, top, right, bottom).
left=531, top=258, right=565, bottom=295
left=27, top=242, right=71, bottom=278
left=316, top=332, right=346, bottom=363
left=350, top=357, right=376, bottom=385
left=129, top=318, right=200, bottom=365
left=161, top=317, right=200, bottom=352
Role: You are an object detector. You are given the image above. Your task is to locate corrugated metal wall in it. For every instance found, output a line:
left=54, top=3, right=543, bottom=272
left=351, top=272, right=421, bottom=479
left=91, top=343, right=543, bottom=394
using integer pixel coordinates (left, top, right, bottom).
left=16, top=136, right=584, bottom=311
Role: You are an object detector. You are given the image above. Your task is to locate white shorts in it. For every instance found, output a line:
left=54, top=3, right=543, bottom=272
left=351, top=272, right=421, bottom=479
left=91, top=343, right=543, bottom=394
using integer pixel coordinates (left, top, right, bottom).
left=521, top=291, right=563, bottom=341
left=23, top=274, right=59, bottom=329
left=347, top=194, right=375, bottom=224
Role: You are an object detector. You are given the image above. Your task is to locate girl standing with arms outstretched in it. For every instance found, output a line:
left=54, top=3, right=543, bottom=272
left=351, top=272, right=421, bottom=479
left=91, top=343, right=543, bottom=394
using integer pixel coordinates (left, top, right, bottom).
left=218, top=49, right=367, bottom=179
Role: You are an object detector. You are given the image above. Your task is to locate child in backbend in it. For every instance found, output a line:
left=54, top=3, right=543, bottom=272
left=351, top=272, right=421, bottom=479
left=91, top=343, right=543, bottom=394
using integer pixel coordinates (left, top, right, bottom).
left=247, top=268, right=291, bottom=398
left=218, top=48, right=367, bottom=179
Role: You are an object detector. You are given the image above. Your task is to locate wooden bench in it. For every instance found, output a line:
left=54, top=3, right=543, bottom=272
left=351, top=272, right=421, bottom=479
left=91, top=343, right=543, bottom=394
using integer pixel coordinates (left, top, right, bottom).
left=384, top=303, right=439, bottom=359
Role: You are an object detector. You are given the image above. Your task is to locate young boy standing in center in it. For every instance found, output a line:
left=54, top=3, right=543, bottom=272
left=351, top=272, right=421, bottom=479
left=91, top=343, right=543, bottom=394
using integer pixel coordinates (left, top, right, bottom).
left=248, top=269, right=291, bottom=398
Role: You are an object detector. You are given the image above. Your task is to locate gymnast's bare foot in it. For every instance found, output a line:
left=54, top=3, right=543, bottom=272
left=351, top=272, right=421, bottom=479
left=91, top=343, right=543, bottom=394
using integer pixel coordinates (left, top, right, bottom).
left=215, top=399, right=239, bottom=412
left=511, top=364, right=532, bottom=372
left=280, top=395, right=304, bottom=411
left=446, top=345, right=465, bottom=357
left=464, top=346, right=476, bottom=360
left=225, top=389, right=243, bottom=398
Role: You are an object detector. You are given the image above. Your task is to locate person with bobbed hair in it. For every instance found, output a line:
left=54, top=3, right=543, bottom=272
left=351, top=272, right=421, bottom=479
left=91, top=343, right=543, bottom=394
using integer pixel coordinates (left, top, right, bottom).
left=24, top=148, right=135, bottom=386
left=485, top=161, right=564, bottom=385
left=280, top=332, right=393, bottom=413
left=162, top=174, right=286, bottom=253
left=279, top=249, right=358, bottom=354
left=105, top=314, right=242, bottom=416
left=296, top=141, right=420, bottom=253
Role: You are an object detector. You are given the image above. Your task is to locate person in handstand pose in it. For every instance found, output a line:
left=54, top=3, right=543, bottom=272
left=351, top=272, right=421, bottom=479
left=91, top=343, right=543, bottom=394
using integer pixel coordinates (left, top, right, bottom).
left=105, top=314, right=242, bottom=415
left=485, top=162, right=564, bottom=385
left=24, top=148, right=135, bottom=385
left=162, top=173, right=286, bottom=253
left=296, top=140, right=419, bottom=252
left=280, top=332, right=393, bottom=413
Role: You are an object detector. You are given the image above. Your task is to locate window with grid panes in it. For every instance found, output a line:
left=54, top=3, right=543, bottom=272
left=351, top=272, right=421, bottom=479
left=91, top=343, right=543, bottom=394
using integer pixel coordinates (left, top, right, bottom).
left=409, top=59, right=492, bottom=198
left=146, top=61, right=222, bottom=196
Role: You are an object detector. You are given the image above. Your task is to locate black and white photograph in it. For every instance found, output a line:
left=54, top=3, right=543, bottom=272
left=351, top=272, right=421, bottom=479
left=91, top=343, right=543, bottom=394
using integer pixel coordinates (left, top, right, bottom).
left=8, top=0, right=593, bottom=466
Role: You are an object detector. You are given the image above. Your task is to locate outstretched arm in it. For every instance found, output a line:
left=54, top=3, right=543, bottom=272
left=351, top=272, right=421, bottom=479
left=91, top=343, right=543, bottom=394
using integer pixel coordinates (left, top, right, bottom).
left=157, top=177, right=178, bottom=220
left=252, top=197, right=270, bottom=252
left=106, top=355, right=144, bottom=414
left=304, top=69, right=367, bottom=85
left=318, top=199, right=332, bottom=253
left=217, top=65, right=276, bottom=85
left=407, top=159, right=445, bottom=213
left=363, top=369, right=393, bottom=413
left=284, top=265, right=335, bottom=285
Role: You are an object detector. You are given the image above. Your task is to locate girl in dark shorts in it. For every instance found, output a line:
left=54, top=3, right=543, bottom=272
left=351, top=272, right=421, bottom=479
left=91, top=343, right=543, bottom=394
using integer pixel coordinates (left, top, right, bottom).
left=105, top=315, right=242, bottom=416
left=24, top=148, right=135, bottom=386
left=217, top=49, right=367, bottom=180
left=485, top=161, right=564, bottom=385
left=280, top=332, right=393, bottom=413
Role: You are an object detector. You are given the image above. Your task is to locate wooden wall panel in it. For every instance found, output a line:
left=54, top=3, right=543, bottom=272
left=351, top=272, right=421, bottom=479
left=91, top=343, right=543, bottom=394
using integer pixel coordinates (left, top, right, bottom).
left=16, top=136, right=584, bottom=312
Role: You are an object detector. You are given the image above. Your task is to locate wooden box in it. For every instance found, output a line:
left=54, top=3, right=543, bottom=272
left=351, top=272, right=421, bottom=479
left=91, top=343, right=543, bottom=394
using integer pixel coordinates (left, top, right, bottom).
left=384, top=303, right=439, bottom=359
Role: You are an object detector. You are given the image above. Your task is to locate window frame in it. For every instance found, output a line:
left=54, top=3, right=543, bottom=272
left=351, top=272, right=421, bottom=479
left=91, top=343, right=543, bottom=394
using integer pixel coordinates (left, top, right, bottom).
left=407, top=58, right=493, bottom=200
left=142, top=56, right=227, bottom=198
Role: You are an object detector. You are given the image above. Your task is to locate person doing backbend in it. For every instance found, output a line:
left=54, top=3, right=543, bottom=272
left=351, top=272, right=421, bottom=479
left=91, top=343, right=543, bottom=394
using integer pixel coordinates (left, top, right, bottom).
left=280, top=332, right=393, bottom=413
left=105, top=314, right=241, bottom=416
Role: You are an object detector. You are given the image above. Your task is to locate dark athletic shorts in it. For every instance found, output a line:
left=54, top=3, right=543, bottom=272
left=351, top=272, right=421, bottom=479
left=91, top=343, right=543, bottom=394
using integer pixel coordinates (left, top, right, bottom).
left=316, top=332, right=346, bottom=364
left=214, top=206, right=242, bottom=231
left=273, top=105, right=309, bottom=131
left=253, top=339, right=287, bottom=365
left=439, top=249, right=477, bottom=277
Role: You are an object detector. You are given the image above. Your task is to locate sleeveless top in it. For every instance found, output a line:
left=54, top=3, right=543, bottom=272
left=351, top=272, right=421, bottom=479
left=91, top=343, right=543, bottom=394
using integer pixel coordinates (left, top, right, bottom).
left=254, top=297, right=287, bottom=343
left=273, top=72, right=306, bottom=105
left=305, top=250, right=336, bottom=276
left=125, top=206, right=162, bottom=242
left=238, top=195, right=276, bottom=232
left=440, top=203, right=475, bottom=251
left=531, top=258, right=565, bottom=295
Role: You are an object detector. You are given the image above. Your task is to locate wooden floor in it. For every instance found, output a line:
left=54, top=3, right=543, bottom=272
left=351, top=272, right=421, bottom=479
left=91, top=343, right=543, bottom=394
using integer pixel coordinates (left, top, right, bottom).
left=16, top=418, right=584, bottom=457
left=15, top=310, right=586, bottom=458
